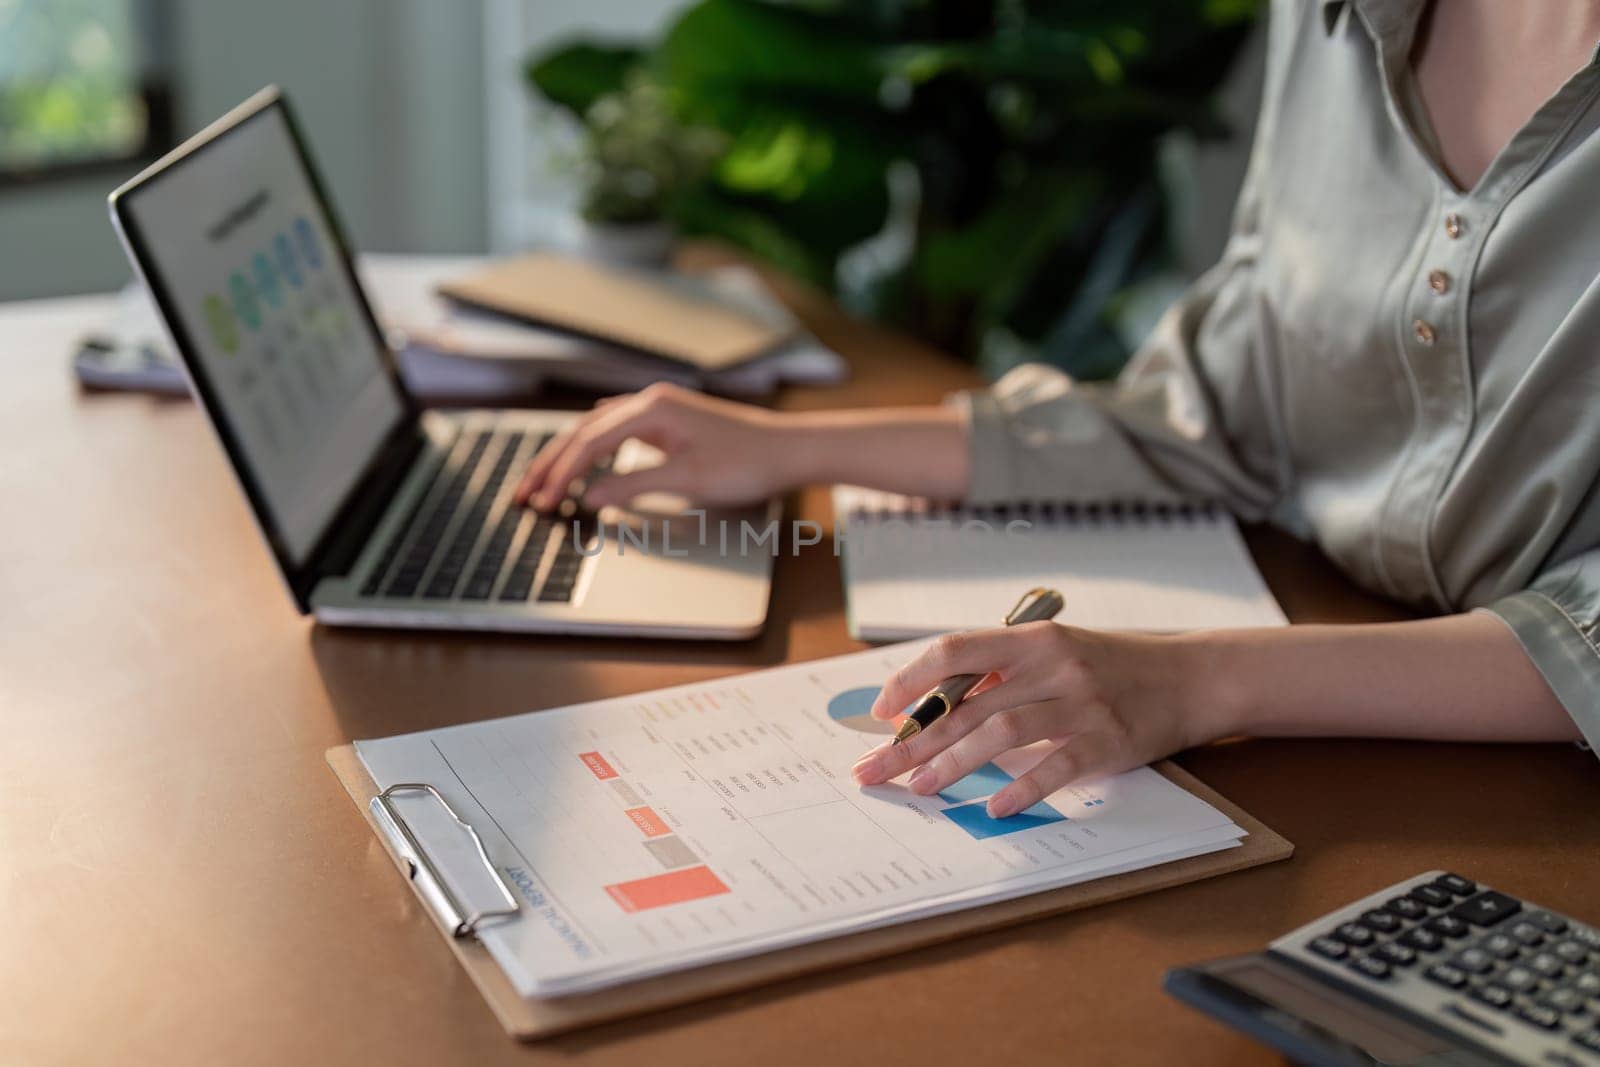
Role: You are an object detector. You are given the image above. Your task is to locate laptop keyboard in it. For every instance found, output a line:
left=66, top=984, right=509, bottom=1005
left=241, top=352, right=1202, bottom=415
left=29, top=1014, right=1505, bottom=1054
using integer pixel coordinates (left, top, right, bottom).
left=358, top=429, right=594, bottom=605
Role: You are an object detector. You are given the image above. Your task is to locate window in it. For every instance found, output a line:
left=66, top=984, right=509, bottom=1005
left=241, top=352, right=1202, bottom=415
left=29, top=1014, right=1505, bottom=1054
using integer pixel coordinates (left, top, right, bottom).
left=0, top=0, right=172, bottom=181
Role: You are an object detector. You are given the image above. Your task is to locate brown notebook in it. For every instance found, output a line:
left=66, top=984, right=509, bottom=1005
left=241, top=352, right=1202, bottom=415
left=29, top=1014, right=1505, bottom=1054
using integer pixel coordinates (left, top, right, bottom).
left=327, top=745, right=1291, bottom=1040
left=436, top=254, right=792, bottom=371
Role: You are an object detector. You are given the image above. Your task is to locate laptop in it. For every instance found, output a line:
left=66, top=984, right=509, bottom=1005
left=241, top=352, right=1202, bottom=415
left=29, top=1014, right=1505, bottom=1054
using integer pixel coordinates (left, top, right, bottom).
left=108, top=87, right=775, bottom=639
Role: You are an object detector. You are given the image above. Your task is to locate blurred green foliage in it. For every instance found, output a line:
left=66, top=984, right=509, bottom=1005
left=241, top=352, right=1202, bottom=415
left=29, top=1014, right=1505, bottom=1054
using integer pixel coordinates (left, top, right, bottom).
left=0, top=0, right=148, bottom=174
left=528, top=0, right=1259, bottom=377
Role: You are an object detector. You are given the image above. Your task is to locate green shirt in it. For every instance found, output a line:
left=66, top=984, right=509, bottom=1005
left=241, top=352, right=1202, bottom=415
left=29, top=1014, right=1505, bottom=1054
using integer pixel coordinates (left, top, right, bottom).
left=957, top=0, right=1600, bottom=749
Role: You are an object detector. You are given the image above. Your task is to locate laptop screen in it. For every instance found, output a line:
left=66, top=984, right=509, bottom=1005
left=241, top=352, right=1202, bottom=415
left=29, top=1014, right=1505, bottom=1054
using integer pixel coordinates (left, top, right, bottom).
left=118, top=104, right=407, bottom=565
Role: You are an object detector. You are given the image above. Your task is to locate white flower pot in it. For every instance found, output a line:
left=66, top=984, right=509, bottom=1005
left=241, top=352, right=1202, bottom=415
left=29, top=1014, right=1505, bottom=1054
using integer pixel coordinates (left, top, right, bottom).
left=568, top=218, right=675, bottom=268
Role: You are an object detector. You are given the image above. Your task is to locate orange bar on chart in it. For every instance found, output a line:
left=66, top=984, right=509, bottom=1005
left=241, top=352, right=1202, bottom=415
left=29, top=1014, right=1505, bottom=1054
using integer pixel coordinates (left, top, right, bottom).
left=578, top=751, right=617, bottom=780
left=604, top=866, right=730, bottom=913
left=624, top=806, right=671, bottom=837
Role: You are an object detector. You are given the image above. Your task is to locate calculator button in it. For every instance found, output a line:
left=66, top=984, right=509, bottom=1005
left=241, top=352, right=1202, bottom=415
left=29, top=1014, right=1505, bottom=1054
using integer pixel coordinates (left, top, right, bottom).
left=1373, top=942, right=1417, bottom=967
left=1387, top=896, right=1429, bottom=920
left=1470, top=984, right=1515, bottom=1010
left=1427, top=914, right=1471, bottom=939
left=1514, top=1003, right=1561, bottom=1030
left=1434, top=873, right=1477, bottom=896
left=1511, top=921, right=1547, bottom=946
left=1454, top=948, right=1494, bottom=974
left=1425, top=963, right=1469, bottom=989
left=1453, top=890, right=1521, bottom=928
left=1334, top=923, right=1376, bottom=947
left=1528, top=910, right=1570, bottom=935
left=1576, top=1029, right=1600, bottom=1054
left=1484, top=933, right=1520, bottom=958
left=1530, top=952, right=1567, bottom=978
left=1502, top=966, right=1539, bottom=992
left=1309, top=936, right=1350, bottom=961
left=1359, top=909, right=1402, bottom=934
left=1411, top=885, right=1454, bottom=907
left=1575, top=973, right=1600, bottom=995
left=1400, top=927, right=1445, bottom=952
left=1350, top=955, right=1391, bottom=980
left=1556, top=940, right=1592, bottom=965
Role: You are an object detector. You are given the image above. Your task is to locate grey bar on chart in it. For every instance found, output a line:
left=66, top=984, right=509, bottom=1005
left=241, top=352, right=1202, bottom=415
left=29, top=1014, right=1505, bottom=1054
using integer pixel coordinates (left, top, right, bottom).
left=643, top=836, right=699, bottom=870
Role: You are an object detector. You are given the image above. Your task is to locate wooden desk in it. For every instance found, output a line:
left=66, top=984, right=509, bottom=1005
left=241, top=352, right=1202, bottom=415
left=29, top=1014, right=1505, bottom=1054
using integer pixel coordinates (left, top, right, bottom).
left=2, top=273, right=1597, bottom=1067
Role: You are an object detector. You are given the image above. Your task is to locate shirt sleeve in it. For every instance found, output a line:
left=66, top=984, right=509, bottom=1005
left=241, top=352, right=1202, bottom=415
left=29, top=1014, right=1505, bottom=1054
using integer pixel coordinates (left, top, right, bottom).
left=951, top=4, right=1297, bottom=519
left=1481, top=553, right=1600, bottom=751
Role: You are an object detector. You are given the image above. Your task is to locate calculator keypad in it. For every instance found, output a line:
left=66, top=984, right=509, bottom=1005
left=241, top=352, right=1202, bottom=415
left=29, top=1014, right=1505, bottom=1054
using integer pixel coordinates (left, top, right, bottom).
left=1272, top=872, right=1600, bottom=1064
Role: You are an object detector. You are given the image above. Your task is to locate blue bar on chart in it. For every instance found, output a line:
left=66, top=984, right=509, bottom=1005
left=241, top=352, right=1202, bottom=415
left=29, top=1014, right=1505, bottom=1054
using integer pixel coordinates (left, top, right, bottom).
left=941, top=798, right=1067, bottom=840
left=937, top=761, right=1014, bottom=806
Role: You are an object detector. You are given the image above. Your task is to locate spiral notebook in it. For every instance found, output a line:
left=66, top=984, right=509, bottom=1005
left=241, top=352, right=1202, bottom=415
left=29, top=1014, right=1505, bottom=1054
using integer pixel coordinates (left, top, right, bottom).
left=833, top=486, right=1288, bottom=641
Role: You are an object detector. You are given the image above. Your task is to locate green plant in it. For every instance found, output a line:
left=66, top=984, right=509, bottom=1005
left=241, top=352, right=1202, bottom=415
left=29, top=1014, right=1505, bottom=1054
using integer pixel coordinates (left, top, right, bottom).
left=543, top=69, right=725, bottom=225
left=527, top=0, right=1258, bottom=377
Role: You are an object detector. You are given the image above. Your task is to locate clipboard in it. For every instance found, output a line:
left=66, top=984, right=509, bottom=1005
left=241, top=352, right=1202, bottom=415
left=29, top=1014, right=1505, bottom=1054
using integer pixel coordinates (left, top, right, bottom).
left=327, top=744, right=1292, bottom=1040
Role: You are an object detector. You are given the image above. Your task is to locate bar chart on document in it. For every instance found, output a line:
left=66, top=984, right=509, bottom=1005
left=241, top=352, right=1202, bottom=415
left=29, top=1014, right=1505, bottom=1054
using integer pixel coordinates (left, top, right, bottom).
left=355, top=641, right=1246, bottom=996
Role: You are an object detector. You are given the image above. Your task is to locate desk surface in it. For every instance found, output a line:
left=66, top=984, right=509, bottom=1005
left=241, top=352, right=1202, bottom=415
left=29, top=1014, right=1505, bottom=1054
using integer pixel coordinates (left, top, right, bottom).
left=3, top=265, right=1597, bottom=1067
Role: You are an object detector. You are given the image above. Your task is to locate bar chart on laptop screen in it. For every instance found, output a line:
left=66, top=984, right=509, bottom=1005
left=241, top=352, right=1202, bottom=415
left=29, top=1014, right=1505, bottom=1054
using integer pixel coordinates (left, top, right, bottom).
left=198, top=215, right=366, bottom=459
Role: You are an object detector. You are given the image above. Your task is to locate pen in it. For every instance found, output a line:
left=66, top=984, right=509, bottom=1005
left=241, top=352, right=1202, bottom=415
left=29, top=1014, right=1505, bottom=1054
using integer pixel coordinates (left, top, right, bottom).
left=891, top=587, right=1065, bottom=746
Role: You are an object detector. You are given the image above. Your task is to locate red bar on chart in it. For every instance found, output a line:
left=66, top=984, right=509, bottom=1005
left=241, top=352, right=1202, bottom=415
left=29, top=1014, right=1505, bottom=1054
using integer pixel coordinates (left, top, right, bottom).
left=624, top=806, right=671, bottom=837
left=604, top=866, right=730, bottom=913
left=578, top=751, right=618, bottom=780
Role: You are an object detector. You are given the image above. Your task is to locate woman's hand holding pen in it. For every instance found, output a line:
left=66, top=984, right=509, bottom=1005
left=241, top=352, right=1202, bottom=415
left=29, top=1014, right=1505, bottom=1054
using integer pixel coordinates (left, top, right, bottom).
left=851, top=623, right=1230, bottom=819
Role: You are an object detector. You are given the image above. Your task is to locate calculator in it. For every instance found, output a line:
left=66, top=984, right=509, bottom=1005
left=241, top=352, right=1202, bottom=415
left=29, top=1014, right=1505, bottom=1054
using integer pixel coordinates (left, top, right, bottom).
left=1164, top=872, right=1600, bottom=1066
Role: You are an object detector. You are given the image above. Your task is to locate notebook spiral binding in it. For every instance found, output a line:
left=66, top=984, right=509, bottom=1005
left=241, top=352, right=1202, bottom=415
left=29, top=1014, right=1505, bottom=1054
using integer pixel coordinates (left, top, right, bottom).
left=370, top=782, right=520, bottom=938
left=845, top=498, right=1223, bottom=526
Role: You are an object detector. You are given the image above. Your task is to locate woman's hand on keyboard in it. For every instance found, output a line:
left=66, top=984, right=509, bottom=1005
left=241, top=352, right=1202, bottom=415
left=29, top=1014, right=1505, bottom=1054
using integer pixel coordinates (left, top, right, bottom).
left=513, top=382, right=973, bottom=511
left=513, top=383, right=796, bottom=511
left=850, top=623, right=1225, bottom=818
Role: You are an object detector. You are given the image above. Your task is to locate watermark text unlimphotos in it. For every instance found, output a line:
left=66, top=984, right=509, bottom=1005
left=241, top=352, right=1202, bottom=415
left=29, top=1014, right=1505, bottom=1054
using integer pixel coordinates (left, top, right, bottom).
left=569, top=511, right=1032, bottom=559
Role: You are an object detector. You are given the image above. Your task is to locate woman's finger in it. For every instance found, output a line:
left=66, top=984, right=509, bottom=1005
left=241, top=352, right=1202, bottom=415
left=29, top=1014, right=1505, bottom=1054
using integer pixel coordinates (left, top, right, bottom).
left=853, top=679, right=1025, bottom=785
left=868, top=627, right=1043, bottom=720
left=986, top=730, right=1113, bottom=818
left=512, top=399, right=620, bottom=506
left=512, top=426, right=580, bottom=505
left=904, top=701, right=1058, bottom=796
left=534, top=403, right=663, bottom=511
left=582, top=461, right=691, bottom=510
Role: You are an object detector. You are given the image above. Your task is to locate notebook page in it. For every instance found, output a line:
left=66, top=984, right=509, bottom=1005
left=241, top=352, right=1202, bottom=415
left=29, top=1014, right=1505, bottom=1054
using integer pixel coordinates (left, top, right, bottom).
left=355, top=640, right=1243, bottom=996
left=834, top=487, right=1287, bottom=640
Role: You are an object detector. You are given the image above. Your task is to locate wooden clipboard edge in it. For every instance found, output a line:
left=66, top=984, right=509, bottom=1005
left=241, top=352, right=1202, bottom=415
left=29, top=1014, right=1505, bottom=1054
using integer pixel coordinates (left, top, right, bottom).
left=327, top=745, right=1292, bottom=1041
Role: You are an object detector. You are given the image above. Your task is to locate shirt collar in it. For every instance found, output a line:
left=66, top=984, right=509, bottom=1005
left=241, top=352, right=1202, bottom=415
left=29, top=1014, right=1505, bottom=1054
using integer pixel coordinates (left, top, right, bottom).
left=1321, top=0, right=1423, bottom=42
left=1326, top=0, right=1600, bottom=67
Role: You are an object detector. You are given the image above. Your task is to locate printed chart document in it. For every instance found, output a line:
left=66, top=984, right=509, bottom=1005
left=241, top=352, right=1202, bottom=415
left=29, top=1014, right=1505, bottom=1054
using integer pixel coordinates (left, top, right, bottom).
left=355, top=642, right=1245, bottom=997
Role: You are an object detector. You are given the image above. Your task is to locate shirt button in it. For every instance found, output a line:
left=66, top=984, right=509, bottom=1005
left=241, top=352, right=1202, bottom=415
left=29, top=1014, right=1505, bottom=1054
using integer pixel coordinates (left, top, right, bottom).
left=1414, top=319, right=1437, bottom=345
left=1444, top=213, right=1463, bottom=239
left=1428, top=269, right=1451, bottom=294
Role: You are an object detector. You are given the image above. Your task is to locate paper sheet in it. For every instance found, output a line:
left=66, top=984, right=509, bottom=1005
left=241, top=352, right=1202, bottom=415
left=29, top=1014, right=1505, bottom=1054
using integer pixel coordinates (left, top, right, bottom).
left=355, top=641, right=1244, bottom=996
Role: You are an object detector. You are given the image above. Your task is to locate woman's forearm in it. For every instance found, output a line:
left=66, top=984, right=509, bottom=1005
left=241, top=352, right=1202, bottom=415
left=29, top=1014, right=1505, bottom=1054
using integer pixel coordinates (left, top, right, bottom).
left=1190, top=612, right=1581, bottom=744
left=777, top=407, right=970, bottom=500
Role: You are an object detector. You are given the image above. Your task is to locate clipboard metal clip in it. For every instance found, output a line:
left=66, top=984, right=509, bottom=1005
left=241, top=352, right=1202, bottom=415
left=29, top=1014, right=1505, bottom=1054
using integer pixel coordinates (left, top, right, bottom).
left=370, top=782, right=519, bottom=938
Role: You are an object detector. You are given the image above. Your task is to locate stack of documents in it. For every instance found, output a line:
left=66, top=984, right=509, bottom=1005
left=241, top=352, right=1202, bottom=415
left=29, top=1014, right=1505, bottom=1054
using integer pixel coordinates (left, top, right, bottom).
left=373, top=255, right=847, bottom=399
left=72, top=256, right=847, bottom=400
left=353, top=640, right=1247, bottom=997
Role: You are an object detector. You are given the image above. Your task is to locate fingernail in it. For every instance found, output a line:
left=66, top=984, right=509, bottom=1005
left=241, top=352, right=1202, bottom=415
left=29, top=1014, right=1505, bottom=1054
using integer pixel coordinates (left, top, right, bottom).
left=907, top=766, right=935, bottom=794
left=852, top=751, right=885, bottom=784
left=987, top=794, right=1018, bottom=819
